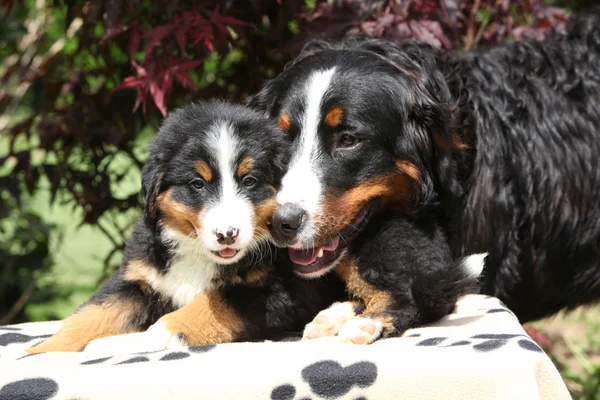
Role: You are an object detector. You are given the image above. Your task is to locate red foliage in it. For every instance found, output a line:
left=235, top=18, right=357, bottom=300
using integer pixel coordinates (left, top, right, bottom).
left=291, top=0, right=568, bottom=52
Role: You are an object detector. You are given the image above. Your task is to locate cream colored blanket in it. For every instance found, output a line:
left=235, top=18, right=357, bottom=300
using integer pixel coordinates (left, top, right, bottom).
left=0, top=295, right=571, bottom=400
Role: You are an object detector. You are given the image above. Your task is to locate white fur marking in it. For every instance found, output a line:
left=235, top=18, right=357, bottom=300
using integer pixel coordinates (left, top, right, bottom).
left=144, top=320, right=188, bottom=349
left=277, top=69, right=336, bottom=243
left=339, top=316, right=384, bottom=345
left=302, top=301, right=357, bottom=340
left=153, top=228, right=220, bottom=308
left=462, top=252, right=488, bottom=278
left=202, top=122, right=254, bottom=262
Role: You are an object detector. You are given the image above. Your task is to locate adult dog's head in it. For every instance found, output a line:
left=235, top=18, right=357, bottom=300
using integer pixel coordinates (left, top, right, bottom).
left=249, top=37, right=466, bottom=277
left=142, top=100, right=288, bottom=265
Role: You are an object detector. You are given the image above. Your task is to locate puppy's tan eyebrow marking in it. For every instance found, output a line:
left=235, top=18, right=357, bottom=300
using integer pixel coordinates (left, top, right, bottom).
left=324, top=106, right=344, bottom=128
left=278, top=112, right=291, bottom=131
left=196, top=160, right=213, bottom=182
left=237, top=157, right=254, bottom=178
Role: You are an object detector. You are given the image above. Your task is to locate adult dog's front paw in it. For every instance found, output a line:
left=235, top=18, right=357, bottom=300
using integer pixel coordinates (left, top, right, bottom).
left=303, top=302, right=357, bottom=340
left=338, top=316, right=383, bottom=345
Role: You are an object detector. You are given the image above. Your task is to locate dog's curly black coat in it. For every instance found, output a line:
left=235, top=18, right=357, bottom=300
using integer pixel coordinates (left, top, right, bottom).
left=252, top=11, right=600, bottom=323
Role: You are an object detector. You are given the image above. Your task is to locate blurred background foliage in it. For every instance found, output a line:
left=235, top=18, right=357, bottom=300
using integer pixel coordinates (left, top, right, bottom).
left=0, top=0, right=597, bottom=397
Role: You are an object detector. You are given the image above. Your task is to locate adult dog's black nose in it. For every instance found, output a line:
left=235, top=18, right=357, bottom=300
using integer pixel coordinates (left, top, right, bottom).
left=271, top=203, right=305, bottom=240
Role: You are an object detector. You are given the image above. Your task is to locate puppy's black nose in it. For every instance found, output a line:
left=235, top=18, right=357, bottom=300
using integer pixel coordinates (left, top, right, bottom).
left=271, top=203, right=305, bottom=240
left=216, top=226, right=239, bottom=245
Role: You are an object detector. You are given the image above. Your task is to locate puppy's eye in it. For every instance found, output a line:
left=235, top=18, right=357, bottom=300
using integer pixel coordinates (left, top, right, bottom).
left=243, top=176, right=257, bottom=187
left=189, top=179, right=205, bottom=191
left=338, top=134, right=360, bottom=149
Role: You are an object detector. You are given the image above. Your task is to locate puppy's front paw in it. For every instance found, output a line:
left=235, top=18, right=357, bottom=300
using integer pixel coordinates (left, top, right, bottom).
left=144, top=319, right=188, bottom=350
left=303, top=302, right=357, bottom=340
left=338, top=316, right=383, bottom=345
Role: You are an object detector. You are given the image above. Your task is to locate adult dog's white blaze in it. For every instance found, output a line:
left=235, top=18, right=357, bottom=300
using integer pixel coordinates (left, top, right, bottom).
left=277, top=68, right=336, bottom=245
left=202, top=122, right=254, bottom=261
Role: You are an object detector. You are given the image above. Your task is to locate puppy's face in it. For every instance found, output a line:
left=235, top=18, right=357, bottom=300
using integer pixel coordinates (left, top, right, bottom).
left=142, top=102, right=288, bottom=265
left=250, top=40, right=463, bottom=277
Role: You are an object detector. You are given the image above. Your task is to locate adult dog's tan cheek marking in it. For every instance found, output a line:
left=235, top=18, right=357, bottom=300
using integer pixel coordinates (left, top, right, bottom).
left=27, top=299, right=140, bottom=353
left=318, top=173, right=417, bottom=234
left=196, top=160, right=213, bottom=182
left=157, top=291, right=245, bottom=346
left=157, top=189, right=200, bottom=236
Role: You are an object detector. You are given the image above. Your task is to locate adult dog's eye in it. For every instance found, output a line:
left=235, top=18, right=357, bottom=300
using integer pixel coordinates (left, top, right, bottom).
left=243, top=176, right=257, bottom=187
left=338, top=134, right=360, bottom=149
left=189, top=179, right=205, bottom=191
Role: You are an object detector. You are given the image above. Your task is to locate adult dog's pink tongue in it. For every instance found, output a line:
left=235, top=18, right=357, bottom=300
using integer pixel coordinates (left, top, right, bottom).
left=288, top=247, right=322, bottom=265
left=288, top=237, right=341, bottom=265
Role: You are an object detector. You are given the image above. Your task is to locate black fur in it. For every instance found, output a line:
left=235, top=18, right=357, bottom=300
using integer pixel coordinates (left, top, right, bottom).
left=249, top=10, right=600, bottom=322
left=349, top=210, right=479, bottom=335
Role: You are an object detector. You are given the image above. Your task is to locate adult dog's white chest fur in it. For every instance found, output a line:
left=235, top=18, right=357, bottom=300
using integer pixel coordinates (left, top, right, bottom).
left=147, top=229, right=221, bottom=308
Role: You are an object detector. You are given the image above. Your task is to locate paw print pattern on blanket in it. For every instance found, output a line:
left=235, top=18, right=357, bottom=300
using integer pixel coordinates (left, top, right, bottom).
left=271, top=360, right=378, bottom=400
left=0, top=333, right=52, bottom=347
left=412, top=333, right=543, bottom=353
left=0, top=378, right=58, bottom=400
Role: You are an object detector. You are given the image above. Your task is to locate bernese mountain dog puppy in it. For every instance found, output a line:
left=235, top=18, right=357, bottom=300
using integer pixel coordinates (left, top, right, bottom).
left=27, top=100, right=345, bottom=353
left=248, top=11, right=600, bottom=325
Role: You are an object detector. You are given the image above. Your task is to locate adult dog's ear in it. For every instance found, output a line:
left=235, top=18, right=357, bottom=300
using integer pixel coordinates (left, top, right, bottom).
left=141, top=157, right=163, bottom=229
left=409, top=95, right=464, bottom=201
left=422, top=69, right=465, bottom=200
left=290, top=40, right=331, bottom=68
left=245, top=82, right=273, bottom=113
left=246, top=39, right=332, bottom=113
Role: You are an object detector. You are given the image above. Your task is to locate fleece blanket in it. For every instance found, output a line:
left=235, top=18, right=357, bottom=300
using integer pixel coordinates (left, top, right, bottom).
left=0, top=294, right=570, bottom=400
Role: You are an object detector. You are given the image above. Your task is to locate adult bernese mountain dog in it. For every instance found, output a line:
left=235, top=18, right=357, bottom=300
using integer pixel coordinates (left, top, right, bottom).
left=248, top=11, right=600, bottom=325
left=27, top=100, right=346, bottom=353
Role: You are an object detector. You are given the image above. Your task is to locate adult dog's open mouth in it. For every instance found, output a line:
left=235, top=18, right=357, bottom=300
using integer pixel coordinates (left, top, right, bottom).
left=288, top=200, right=380, bottom=277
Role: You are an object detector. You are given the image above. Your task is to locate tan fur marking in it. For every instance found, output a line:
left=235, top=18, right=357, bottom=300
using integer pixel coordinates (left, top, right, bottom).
left=157, top=290, right=245, bottom=345
left=451, top=132, right=470, bottom=150
left=325, top=107, right=344, bottom=128
left=237, top=157, right=254, bottom=178
left=335, top=258, right=393, bottom=315
left=278, top=113, right=291, bottom=131
left=318, top=173, right=418, bottom=244
left=335, top=258, right=396, bottom=334
left=124, top=260, right=154, bottom=283
left=27, top=300, right=139, bottom=353
left=396, top=160, right=421, bottom=183
left=243, top=268, right=271, bottom=286
left=254, top=195, right=278, bottom=235
left=196, top=160, right=213, bottom=182
left=157, top=188, right=200, bottom=237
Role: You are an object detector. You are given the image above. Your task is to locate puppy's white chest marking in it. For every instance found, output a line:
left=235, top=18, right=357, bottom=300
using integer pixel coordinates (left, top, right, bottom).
left=149, top=229, right=221, bottom=308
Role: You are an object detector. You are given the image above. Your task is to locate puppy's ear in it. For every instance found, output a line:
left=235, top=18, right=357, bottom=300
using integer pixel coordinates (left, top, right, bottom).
left=141, top=157, right=163, bottom=228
